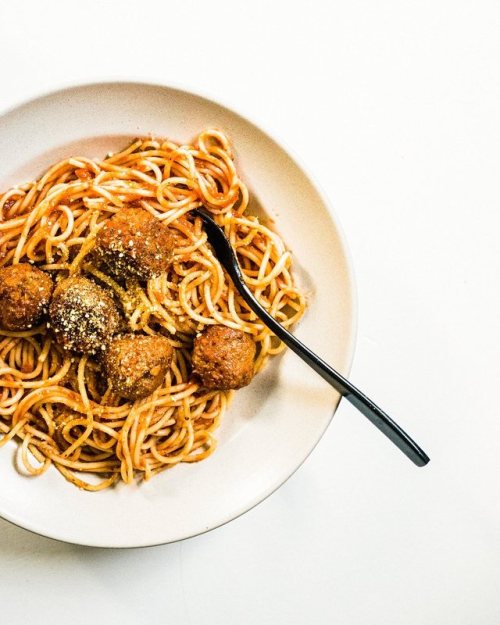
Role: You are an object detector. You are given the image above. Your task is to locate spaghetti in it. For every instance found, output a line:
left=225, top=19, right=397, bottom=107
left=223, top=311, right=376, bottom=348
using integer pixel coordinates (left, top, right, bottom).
left=0, top=129, right=305, bottom=490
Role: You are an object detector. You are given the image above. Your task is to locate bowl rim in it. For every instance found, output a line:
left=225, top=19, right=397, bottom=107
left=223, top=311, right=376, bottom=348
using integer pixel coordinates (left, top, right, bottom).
left=0, top=79, right=358, bottom=548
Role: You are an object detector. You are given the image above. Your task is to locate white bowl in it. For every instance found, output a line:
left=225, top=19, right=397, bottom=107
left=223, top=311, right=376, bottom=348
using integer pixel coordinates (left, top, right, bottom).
left=0, top=82, right=356, bottom=547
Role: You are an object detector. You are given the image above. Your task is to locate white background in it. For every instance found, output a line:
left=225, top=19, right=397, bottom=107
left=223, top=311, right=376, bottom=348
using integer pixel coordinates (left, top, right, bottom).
left=1, top=1, right=499, bottom=623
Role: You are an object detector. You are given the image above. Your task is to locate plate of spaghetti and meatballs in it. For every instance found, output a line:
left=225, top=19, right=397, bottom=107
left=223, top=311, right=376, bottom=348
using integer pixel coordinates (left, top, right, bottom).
left=0, top=82, right=356, bottom=547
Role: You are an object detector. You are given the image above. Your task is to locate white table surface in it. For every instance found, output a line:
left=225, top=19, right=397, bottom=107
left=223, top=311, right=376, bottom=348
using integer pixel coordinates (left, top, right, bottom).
left=1, top=1, right=499, bottom=623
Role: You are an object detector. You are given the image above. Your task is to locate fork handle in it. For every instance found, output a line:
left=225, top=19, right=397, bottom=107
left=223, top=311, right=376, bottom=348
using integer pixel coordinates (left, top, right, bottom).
left=234, top=277, right=429, bottom=467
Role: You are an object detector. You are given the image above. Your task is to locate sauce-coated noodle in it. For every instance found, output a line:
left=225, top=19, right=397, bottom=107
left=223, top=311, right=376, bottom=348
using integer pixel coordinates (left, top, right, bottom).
left=0, top=130, right=305, bottom=490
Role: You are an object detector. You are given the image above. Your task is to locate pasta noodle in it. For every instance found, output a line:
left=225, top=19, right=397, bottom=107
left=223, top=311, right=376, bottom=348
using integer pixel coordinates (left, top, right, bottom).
left=0, top=129, right=305, bottom=490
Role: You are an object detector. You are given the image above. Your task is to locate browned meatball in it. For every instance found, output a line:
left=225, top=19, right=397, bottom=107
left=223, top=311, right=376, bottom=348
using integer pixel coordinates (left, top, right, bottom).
left=103, top=334, right=174, bottom=400
left=94, top=208, right=176, bottom=280
left=49, top=276, right=120, bottom=354
left=0, top=263, right=53, bottom=331
left=192, top=325, right=256, bottom=390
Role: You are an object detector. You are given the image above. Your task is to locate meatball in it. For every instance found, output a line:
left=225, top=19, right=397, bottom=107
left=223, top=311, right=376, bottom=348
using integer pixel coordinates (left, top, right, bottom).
left=49, top=276, right=120, bottom=354
left=103, top=334, right=174, bottom=400
left=192, top=325, right=256, bottom=390
left=94, top=208, right=176, bottom=280
left=0, top=263, right=53, bottom=331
